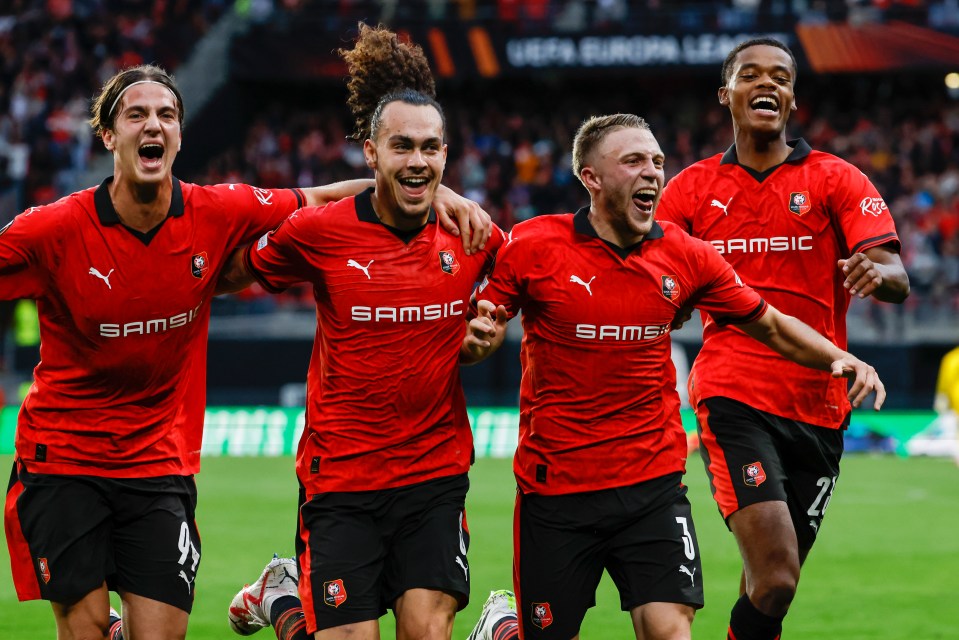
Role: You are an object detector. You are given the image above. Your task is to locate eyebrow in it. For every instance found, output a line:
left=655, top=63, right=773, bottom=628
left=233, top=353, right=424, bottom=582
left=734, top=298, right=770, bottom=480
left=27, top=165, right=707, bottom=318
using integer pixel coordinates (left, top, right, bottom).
left=387, top=134, right=443, bottom=145
left=622, top=151, right=665, bottom=162
left=739, top=62, right=793, bottom=75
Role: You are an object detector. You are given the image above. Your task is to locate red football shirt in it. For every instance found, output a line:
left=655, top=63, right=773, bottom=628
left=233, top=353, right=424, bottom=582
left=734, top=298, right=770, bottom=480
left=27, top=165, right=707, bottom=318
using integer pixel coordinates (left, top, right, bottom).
left=246, top=188, right=504, bottom=494
left=657, top=139, right=901, bottom=428
left=0, top=179, right=302, bottom=477
left=474, top=210, right=766, bottom=496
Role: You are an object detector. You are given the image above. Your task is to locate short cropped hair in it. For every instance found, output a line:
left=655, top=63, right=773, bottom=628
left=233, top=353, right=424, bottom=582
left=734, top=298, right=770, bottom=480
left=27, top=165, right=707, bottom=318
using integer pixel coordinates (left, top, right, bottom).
left=571, top=114, right=650, bottom=185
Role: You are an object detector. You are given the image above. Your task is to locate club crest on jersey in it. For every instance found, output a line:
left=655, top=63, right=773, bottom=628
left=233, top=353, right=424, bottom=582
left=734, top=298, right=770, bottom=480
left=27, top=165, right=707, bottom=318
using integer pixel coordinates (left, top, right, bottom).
left=37, top=557, right=51, bottom=584
left=324, top=579, right=347, bottom=608
left=531, top=602, right=553, bottom=629
left=661, top=275, right=680, bottom=300
left=439, top=250, right=460, bottom=275
left=788, top=191, right=811, bottom=216
left=743, top=462, right=767, bottom=487
left=191, top=252, right=209, bottom=278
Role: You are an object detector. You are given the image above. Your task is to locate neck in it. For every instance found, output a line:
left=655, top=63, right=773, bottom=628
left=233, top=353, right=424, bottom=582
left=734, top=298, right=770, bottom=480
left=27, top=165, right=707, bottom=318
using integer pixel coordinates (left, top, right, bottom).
left=732, top=128, right=792, bottom=173
left=587, top=206, right=646, bottom=248
left=109, top=174, right=173, bottom=233
left=369, top=191, right=429, bottom=231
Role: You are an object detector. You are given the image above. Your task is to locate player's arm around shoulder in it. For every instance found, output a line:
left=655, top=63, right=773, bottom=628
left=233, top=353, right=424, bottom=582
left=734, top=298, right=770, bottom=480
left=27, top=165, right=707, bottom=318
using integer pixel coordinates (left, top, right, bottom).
left=739, top=305, right=885, bottom=410
left=838, top=245, right=909, bottom=303
left=215, top=246, right=254, bottom=295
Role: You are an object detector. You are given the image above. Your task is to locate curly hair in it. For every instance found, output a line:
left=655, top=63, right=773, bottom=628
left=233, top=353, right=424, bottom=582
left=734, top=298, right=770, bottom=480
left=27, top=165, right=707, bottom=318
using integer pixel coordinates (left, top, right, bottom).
left=338, top=23, right=442, bottom=141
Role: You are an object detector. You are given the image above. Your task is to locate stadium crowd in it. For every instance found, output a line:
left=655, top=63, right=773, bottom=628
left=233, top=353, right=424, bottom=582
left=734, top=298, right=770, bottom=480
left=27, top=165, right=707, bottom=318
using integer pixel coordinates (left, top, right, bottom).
left=1, top=0, right=957, bottom=334
left=186, top=77, right=959, bottom=334
left=0, top=0, right=231, bottom=217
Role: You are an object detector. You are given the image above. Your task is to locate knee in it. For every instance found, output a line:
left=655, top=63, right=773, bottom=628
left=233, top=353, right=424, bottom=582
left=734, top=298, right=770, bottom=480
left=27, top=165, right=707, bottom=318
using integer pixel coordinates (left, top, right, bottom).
left=397, top=610, right=455, bottom=640
left=749, top=573, right=798, bottom=617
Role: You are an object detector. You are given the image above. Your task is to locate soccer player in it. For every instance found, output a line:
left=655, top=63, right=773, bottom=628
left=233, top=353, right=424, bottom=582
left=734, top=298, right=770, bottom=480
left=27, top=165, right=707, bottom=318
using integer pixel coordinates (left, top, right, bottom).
left=218, top=24, right=505, bottom=640
left=655, top=39, right=910, bottom=639
left=461, top=113, right=885, bottom=640
left=1, top=64, right=489, bottom=640
left=906, top=344, right=959, bottom=460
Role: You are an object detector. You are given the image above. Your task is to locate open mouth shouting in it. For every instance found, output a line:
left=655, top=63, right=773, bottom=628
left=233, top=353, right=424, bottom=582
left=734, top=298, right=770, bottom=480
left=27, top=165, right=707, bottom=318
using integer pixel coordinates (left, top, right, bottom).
left=633, top=187, right=657, bottom=214
left=750, top=95, right=780, bottom=117
left=138, top=143, right=165, bottom=171
left=398, top=175, right=431, bottom=199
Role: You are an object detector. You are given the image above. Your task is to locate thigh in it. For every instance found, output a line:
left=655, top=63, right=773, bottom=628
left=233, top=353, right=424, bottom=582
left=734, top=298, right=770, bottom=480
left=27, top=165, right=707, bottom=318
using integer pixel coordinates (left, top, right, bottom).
left=298, top=490, right=388, bottom=634
left=515, top=491, right=605, bottom=640
left=6, top=464, right=113, bottom=603
left=780, top=424, right=844, bottom=551
left=111, top=476, right=201, bottom=614
left=605, top=483, right=704, bottom=612
left=695, top=397, right=788, bottom=521
left=49, top=582, right=113, bottom=640
left=385, top=474, right=470, bottom=610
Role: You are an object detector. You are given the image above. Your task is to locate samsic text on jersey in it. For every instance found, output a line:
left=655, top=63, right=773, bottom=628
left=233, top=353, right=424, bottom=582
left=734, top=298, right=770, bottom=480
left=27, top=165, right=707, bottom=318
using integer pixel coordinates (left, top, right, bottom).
left=247, top=188, right=503, bottom=494
left=657, top=139, right=901, bottom=428
left=0, top=179, right=302, bottom=476
left=474, top=209, right=765, bottom=496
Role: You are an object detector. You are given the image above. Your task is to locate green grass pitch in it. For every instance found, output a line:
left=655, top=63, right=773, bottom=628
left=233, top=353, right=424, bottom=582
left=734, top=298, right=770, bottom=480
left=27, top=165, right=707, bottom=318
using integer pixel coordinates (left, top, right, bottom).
left=1, top=454, right=957, bottom=638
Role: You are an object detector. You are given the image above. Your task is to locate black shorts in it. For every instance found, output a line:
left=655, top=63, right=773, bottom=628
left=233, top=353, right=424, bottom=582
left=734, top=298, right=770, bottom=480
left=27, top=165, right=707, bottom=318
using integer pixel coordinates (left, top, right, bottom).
left=4, top=460, right=200, bottom=611
left=296, top=473, right=470, bottom=634
left=514, top=473, right=704, bottom=640
left=695, top=396, right=845, bottom=550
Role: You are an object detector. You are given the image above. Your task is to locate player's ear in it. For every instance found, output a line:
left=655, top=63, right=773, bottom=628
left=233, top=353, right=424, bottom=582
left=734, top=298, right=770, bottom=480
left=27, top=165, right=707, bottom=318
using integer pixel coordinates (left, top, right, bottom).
left=363, top=138, right=377, bottom=170
left=102, top=129, right=116, bottom=152
left=580, top=166, right=600, bottom=192
left=718, top=87, right=729, bottom=106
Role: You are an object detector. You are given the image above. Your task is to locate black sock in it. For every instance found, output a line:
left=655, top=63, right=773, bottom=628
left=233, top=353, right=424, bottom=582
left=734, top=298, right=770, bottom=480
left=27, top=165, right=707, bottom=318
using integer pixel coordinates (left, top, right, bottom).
left=728, top=593, right=784, bottom=640
left=270, top=595, right=309, bottom=640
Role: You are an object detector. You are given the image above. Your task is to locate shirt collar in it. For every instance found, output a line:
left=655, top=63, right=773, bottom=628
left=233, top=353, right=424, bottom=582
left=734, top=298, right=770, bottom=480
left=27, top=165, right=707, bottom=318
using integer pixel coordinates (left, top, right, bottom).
left=573, top=206, right=665, bottom=242
left=720, top=138, right=812, bottom=166
left=93, top=176, right=184, bottom=226
left=355, top=187, right=437, bottom=226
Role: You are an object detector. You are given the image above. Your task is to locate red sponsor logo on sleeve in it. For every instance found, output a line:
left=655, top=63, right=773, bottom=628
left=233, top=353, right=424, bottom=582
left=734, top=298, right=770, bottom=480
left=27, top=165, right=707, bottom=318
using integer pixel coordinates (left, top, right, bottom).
left=859, top=197, right=888, bottom=217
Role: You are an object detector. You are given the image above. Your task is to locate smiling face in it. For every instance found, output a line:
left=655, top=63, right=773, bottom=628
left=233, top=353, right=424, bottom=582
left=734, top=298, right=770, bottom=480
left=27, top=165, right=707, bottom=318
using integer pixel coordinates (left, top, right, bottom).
left=719, top=44, right=797, bottom=140
left=101, top=82, right=182, bottom=188
left=364, top=100, right=447, bottom=230
left=582, top=126, right=665, bottom=242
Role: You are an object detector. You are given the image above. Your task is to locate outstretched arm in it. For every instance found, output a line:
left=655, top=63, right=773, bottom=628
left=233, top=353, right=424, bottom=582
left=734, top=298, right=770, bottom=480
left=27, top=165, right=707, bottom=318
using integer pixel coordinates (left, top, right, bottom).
left=838, top=245, right=909, bottom=303
left=215, top=247, right=256, bottom=295
left=301, top=180, right=491, bottom=255
left=739, top=305, right=885, bottom=410
left=461, top=300, right=510, bottom=365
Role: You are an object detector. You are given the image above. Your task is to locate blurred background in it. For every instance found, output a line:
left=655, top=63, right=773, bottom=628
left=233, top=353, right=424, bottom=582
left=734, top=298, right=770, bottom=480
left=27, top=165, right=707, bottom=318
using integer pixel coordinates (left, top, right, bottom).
left=1, top=0, right=957, bottom=435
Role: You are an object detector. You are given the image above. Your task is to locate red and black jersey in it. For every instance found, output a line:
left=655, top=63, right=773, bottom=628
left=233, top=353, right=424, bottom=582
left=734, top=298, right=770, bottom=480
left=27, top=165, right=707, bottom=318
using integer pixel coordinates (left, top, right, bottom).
left=246, top=187, right=504, bottom=494
left=0, top=178, right=302, bottom=477
left=658, top=139, right=901, bottom=428
left=473, top=209, right=765, bottom=496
